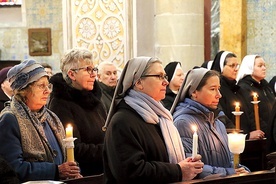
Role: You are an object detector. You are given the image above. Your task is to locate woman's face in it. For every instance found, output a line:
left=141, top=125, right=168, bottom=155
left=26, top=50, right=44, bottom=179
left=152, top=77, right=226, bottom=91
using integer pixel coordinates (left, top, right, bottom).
left=169, top=68, right=185, bottom=91
left=68, top=61, right=97, bottom=91
left=192, top=76, right=222, bottom=109
left=222, top=57, right=239, bottom=80
left=252, top=57, right=266, bottom=82
left=25, top=76, right=52, bottom=111
left=137, top=62, right=169, bottom=101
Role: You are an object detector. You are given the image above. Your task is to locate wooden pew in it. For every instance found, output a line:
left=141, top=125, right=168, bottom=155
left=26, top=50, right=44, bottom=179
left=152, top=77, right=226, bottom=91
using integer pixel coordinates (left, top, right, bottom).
left=172, top=170, right=275, bottom=184
left=240, top=138, right=268, bottom=171
left=62, top=173, right=103, bottom=184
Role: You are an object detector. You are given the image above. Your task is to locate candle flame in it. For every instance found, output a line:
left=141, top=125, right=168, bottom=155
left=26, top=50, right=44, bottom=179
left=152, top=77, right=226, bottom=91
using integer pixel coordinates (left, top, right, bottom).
left=235, top=102, right=239, bottom=107
left=67, top=124, right=72, bottom=128
left=253, top=92, right=258, bottom=97
left=191, top=125, right=197, bottom=132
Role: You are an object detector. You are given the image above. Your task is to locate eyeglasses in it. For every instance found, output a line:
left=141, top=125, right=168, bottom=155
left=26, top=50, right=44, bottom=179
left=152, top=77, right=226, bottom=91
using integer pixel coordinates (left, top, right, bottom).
left=34, top=83, right=53, bottom=92
left=71, top=66, right=98, bottom=74
left=141, top=74, right=168, bottom=81
left=226, top=63, right=240, bottom=69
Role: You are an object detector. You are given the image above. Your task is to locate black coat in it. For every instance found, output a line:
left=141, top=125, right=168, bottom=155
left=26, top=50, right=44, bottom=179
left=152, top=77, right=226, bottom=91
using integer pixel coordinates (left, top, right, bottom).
left=48, top=73, right=107, bottom=176
left=219, top=76, right=253, bottom=135
left=0, top=89, right=10, bottom=111
left=98, top=82, right=115, bottom=113
left=238, top=75, right=275, bottom=136
left=103, top=100, right=182, bottom=184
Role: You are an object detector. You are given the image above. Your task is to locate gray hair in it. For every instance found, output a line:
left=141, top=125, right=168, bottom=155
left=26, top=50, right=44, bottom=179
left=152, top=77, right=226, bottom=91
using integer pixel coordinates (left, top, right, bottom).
left=97, top=61, right=117, bottom=75
left=60, top=48, right=94, bottom=84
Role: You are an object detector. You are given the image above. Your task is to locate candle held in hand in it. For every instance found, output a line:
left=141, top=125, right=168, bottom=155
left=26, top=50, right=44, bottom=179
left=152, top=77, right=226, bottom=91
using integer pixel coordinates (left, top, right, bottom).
left=192, top=125, right=198, bottom=159
left=66, top=124, right=74, bottom=162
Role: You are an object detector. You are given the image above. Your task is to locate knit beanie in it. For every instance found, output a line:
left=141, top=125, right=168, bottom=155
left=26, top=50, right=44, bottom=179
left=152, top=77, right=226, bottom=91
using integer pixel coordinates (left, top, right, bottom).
left=7, top=59, right=48, bottom=90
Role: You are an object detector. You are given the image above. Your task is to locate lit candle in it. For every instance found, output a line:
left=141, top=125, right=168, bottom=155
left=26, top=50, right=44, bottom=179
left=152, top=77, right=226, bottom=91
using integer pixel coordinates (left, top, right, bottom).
left=192, top=125, right=198, bottom=159
left=235, top=102, right=240, bottom=130
left=235, top=102, right=240, bottom=112
left=66, top=124, right=73, bottom=138
left=252, top=93, right=260, bottom=130
left=66, top=124, right=74, bottom=162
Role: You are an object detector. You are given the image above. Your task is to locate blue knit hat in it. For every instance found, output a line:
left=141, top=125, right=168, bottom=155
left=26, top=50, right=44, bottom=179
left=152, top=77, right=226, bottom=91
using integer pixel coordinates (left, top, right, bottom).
left=7, top=59, right=48, bottom=90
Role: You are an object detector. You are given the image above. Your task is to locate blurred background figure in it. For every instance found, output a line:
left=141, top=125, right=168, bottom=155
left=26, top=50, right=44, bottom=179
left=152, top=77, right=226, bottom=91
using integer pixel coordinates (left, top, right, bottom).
left=0, top=66, right=13, bottom=111
left=210, top=51, right=260, bottom=140
left=41, top=63, right=53, bottom=78
left=48, top=48, right=106, bottom=176
left=162, top=61, right=185, bottom=110
left=0, top=59, right=81, bottom=182
left=97, top=61, right=118, bottom=113
left=201, top=60, right=213, bottom=70
left=236, top=55, right=275, bottom=139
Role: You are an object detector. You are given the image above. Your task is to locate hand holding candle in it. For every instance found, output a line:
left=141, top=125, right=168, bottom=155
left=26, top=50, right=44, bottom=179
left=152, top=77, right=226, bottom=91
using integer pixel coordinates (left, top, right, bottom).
left=192, top=125, right=198, bottom=159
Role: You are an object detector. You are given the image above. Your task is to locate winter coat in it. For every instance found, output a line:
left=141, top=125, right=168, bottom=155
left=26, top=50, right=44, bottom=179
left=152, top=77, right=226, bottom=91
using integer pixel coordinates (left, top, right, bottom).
left=98, top=81, right=115, bottom=113
left=173, top=98, right=235, bottom=178
left=48, top=73, right=106, bottom=176
left=238, top=75, right=275, bottom=136
left=0, top=88, right=10, bottom=111
left=103, top=100, right=182, bottom=184
left=0, top=111, right=61, bottom=182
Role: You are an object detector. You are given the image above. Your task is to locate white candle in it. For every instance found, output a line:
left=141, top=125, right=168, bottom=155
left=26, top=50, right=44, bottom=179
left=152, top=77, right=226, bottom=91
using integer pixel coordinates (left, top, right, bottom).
left=192, top=125, right=198, bottom=159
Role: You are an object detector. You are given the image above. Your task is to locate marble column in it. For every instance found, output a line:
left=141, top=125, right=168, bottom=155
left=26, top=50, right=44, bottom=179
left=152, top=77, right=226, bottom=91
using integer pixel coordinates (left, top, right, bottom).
left=220, top=0, right=247, bottom=62
left=154, top=0, right=204, bottom=72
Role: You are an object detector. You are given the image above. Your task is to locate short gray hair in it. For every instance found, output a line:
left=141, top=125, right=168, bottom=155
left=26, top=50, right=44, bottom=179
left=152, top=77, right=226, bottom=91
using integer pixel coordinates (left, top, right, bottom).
left=60, top=48, right=94, bottom=84
left=97, top=61, right=117, bottom=75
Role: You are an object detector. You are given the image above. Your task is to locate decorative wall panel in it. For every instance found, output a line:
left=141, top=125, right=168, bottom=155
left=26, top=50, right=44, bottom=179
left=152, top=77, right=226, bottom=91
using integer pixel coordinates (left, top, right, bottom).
left=71, top=0, right=127, bottom=68
left=247, top=0, right=276, bottom=81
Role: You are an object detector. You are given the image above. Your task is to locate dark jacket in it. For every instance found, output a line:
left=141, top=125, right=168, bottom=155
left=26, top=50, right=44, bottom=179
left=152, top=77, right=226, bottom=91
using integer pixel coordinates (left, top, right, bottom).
left=0, top=113, right=59, bottom=182
left=48, top=73, right=107, bottom=176
left=219, top=76, right=253, bottom=137
left=0, top=89, right=10, bottom=111
left=238, top=75, right=275, bottom=136
left=267, top=101, right=276, bottom=153
left=162, top=87, right=177, bottom=110
left=173, top=98, right=235, bottom=178
left=98, top=81, right=115, bottom=113
left=103, top=100, right=182, bottom=184
left=269, top=76, right=276, bottom=96
left=0, top=155, right=20, bottom=184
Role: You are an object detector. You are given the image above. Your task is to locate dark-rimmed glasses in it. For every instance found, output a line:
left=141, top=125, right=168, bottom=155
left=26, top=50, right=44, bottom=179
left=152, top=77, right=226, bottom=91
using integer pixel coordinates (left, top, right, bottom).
left=141, top=74, right=168, bottom=81
left=71, top=66, right=98, bottom=74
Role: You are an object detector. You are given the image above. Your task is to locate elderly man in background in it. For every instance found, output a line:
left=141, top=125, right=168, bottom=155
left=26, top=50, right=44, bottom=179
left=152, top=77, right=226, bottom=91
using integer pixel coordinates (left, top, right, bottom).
left=0, top=66, right=13, bottom=111
left=97, top=61, right=118, bottom=113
